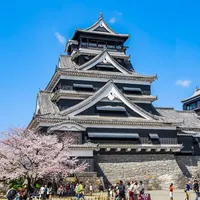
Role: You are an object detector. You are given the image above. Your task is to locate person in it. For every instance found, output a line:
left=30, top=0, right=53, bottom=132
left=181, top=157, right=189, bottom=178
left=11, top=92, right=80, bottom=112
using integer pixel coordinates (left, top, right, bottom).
left=184, top=181, right=191, bottom=200
left=6, top=188, right=17, bottom=200
left=118, top=180, right=125, bottom=200
left=193, top=179, right=199, bottom=200
left=15, top=189, right=21, bottom=200
left=108, top=185, right=114, bottom=198
left=48, top=186, right=52, bottom=200
left=40, top=186, right=45, bottom=200
left=133, top=182, right=140, bottom=200
left=139, top=181, right=144, bottom=195
left=58, top=185, right=64, bottom=198
left=169, top=183, right=173, bottom=200
left=114, top=183, right=119, bottom=199
left=89, top=183, right=93, bottom=196
left=76, top=182, right=84, bottom=200
left=43, top=185, right=48, bottom=200
left=98, top=184, right=104, bottom=197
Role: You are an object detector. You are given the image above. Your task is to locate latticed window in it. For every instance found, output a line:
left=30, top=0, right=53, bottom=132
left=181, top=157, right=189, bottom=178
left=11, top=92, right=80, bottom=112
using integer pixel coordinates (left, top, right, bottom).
left=88, top=40, right=97, bottom=47
left=81, top=38, right=87, bottom=47
left=107, top=41, right=115, bottom=49
left=98, top=41, right=106, bottom=48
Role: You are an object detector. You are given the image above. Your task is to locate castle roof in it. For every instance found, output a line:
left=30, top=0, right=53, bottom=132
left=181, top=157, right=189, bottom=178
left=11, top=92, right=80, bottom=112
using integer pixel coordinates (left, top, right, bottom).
left=181, top=88, right=200, bottom=103
left=72, top=13, right=130, bottom=40
left=30, top=90, right=200, bottom=132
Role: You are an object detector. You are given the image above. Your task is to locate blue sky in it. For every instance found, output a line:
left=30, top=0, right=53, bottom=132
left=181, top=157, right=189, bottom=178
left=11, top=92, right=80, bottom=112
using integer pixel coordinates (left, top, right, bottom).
left=0, top=0, right=200, bottom=131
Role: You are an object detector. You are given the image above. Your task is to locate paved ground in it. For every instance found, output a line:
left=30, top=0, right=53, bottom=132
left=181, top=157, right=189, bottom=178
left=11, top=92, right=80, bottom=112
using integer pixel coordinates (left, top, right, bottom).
left=147, top=190, right=195, bottom=200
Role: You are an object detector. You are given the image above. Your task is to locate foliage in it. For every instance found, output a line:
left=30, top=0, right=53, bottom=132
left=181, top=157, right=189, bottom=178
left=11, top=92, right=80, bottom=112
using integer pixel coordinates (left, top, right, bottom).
left=35, top=183, right=41, bottom=189
left=0, top=128, right=88, bottom=191
left=9, top=179, right=24, bottom=190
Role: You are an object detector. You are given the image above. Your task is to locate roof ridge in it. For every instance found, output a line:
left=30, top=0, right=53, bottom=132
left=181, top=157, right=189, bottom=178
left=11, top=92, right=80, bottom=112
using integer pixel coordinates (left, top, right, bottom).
left=177, top=110, right=195, bottom=113
left=39, top=90, right=52, bottom=94
left=155, top=107, right=174, bottom=110
left=60, top=54, right=70, bottom=57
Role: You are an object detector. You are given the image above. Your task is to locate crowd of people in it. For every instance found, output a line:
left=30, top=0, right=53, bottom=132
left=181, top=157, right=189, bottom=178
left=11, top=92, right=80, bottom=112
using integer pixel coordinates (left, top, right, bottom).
left=6, top=177, right=200, bottom=200
left=107, top=180, right=144, bottom=200
left=169, top=179, right=200, bottom=200
left=5, top=180, right=144, bottom=200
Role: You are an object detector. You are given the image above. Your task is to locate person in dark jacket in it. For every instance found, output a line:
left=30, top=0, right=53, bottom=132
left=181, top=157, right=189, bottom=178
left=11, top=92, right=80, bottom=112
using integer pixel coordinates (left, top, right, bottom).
left=193, top=179, right=199, bottom=200
left=184, top=181, right=191, bottom=200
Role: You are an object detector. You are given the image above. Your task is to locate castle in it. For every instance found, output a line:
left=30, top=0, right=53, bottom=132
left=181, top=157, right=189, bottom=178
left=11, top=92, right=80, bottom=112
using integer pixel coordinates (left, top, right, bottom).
left=28, top=13, right=200, bottom=189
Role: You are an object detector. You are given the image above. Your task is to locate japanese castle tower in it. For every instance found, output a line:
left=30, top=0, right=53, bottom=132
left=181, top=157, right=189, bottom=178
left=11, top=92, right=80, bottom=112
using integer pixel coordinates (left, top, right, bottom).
left=28, top=14, right=200, bottom=188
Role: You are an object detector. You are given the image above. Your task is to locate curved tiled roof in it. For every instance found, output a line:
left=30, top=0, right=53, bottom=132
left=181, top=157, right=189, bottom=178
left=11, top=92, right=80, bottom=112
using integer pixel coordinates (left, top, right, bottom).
left=156, top=107, right=200, bottom=130
left=181, top=88, right=200, bottom=103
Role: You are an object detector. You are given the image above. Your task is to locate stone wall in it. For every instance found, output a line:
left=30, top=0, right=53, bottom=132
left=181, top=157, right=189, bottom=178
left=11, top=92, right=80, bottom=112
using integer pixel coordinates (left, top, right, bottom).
left=94, top=154, right=200, bottom=190
left=76, top=173, right=102, bottom=192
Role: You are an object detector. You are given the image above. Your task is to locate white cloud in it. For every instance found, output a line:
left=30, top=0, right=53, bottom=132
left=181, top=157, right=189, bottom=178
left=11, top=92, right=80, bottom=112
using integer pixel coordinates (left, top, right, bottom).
left=55, top=32, right=65, bottom=44
left=109, top=17, right=116, bottom=24
left=175, top=80, right=191, bottom=87
left=114, top=10, right=123, bottom=16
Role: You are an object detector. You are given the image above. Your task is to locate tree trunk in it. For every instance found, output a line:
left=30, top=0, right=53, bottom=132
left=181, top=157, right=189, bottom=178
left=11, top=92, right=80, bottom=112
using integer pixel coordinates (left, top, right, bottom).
left=27, top=177, right=34, bottom=194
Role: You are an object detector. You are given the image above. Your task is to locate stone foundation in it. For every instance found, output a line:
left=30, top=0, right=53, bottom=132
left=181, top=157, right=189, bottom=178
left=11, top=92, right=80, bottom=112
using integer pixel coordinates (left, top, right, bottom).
left=76, top=172, right=102, bottom=192
left=94, top=154, right=200, bottom=190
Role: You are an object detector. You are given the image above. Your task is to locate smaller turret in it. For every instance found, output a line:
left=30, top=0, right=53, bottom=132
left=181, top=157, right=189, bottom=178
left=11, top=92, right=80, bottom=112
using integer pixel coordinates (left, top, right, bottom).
left=182, top=88, right=200, bottom=115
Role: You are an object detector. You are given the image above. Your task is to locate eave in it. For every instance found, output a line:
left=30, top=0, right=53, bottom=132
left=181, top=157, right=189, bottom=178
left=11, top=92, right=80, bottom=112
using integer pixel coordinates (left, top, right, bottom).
left=30, top=115, right=180, bottom=131
left=72, top=29, right=129, bottom=42
left=69, top=143, right=182, bottom=152
left=46, top=69, right=157, bottom=91
left=96, top=144, right=182, bottom=152
left=52, top=89, right=157, bottom=103
left=69, top=116, right=181, bottom=127
left=181, top=95, right=200, bottom=104
left=181, top=89, right=200, bottom=103
left=71, top=48, right=130, bottom=60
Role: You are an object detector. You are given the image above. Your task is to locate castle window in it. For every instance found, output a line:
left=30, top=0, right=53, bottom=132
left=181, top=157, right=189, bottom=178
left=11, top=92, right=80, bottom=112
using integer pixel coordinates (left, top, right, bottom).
left=81, top=38, right=87, bottom=47
left=116, top=42, right=122, bottom=50
left=89, top=40, right=97, bottom=47
left=84, top=56, right=89, bottom=60
left=189, top=103, right=196, bottom=110
left=88, top=132, right=139, bottom=139
left=197, top=101, right=200, bottom=108
left=73, top=83, right=94, bottom=91
left=96, top=64, right=114, bottom=71
left=107, top=41, right=115, bottom=49
left=123, top=87, right=143, bottom=95
left=149, top=133, right=159, bottom=140
left=96, top=106, right=126, bottom=113
left=148, top=133, right=160, bottom=144
left=98, top=41, right=107, bottom=48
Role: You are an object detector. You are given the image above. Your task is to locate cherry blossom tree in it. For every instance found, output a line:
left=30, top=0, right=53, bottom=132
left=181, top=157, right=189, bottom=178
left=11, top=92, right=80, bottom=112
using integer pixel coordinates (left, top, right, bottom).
left=0, top=128, right=88, bottom=191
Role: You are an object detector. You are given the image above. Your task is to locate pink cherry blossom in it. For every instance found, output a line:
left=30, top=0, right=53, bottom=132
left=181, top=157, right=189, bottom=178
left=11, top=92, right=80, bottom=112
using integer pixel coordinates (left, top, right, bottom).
left=0, top=128, right=88, bottom=189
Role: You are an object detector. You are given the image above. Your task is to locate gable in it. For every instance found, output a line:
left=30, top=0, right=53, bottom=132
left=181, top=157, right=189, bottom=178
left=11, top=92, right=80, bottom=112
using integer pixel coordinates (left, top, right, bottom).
left=47, top=122, right=86, bottom=133
left=89, top=62, right=121, bottom=72
left=85, top=16, right=117, bottom=34
left=93, top=26, right=110, bottom=33
left=61, top=81, right=153, bottom=120
left=79, top=50, right=131, bottom=75
left=77, top=101, right=144, bottom=118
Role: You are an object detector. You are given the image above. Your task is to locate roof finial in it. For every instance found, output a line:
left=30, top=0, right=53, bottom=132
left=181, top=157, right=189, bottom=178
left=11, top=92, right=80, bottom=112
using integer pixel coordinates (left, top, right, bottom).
left=99, top=12, right=103, bottom=19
